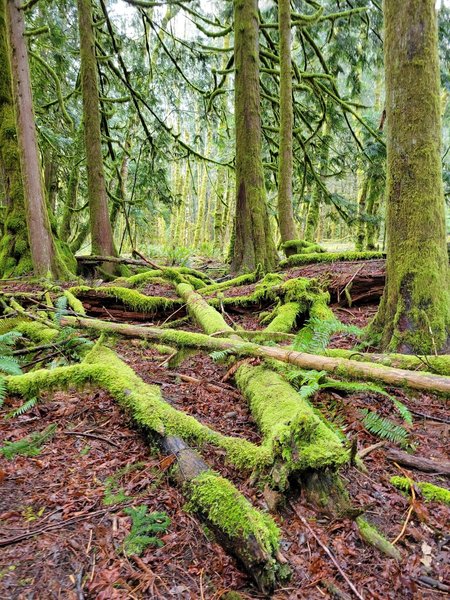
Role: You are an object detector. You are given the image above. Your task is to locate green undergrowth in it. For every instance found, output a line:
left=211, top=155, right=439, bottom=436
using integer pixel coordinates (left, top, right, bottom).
left=197, top=267, right=263, bottom=296
left=186, top=470, right=280, bottom=554
left=390, top=476, right=450, bottom=506
left=0, top=424, right=57, bottom=459
left=123, top=506, right=170, bottom=555
left=279, top=250, right=384, bottom=268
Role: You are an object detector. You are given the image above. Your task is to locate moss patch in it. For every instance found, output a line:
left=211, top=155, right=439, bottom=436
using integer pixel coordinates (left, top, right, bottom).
left=390, top=476, right=450, bottom=506
left=280, top=251, right=384, bottom=268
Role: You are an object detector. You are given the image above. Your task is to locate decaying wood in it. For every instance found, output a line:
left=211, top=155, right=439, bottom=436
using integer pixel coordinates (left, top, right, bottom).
left=161, top=436, right=283, bottom=593
left=61, top=316, right=450, bottom=394
left=386, top=448, right=450, bottom=477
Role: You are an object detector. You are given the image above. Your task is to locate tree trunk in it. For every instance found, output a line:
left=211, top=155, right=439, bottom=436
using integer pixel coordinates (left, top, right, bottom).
left=5, top=0, right=71, bottom=278
left=77, top=0, right=118, bottom=273
left=231, top=0, right=278, bottom=274
left=0, top=0, right=30, bottom=277
left=277, top=0, right=297, bottom=252
left=373, top=0, right=450, bottom=353
left=60, top=124, right=83, bottom=240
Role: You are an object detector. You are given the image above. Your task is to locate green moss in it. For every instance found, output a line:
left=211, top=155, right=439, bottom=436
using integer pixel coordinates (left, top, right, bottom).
left=187, top=470, right=280, bottom=554
left=235, top=365, right=348, bottom=487
left=280, top=239, right=325, bottom=256
left=324, top=349, right=450, bottom=377
left=177, top=282, right=235, bottom=335
left=5, top=345, right=270, bottom=471
left=390, top=476, right=450, bottom=506
left=280, top=251, right=384, bottom=268
left=69, top=286, right=181, bottom=314
left=15, top=321, right=59, bottom=343
left=198, top=269, right=262, bottom=296
left=264, top=302, right=301, bottom=333
left=63, top=290, right=86, bottom=316
left=356, top=517, right=401, bottom=560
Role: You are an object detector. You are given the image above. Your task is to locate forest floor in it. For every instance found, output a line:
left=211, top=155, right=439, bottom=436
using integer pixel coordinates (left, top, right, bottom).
left=0, top=259, right=449, bottom=599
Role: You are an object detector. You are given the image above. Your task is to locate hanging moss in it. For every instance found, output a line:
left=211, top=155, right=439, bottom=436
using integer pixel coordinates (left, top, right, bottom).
left=390, top=476, right=450, bottom=506
left=280, top=251, right=384, bottom=268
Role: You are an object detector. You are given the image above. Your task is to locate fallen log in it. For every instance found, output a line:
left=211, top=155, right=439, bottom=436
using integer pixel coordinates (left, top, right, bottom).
left=325, top=349, right=450, bottom=377
left=386, top=448, right=450, bottom=477
left=5, top=345, right=285, bottom=592
left=175, top=283, right=349, bottom=490
left=61, top=317, right=450, bottom=395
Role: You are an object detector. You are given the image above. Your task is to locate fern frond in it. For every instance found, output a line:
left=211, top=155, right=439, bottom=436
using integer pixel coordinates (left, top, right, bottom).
left=361, top=410, right=409, bottom=446
left=294, top=317, right=362, bottom=353
left=54, top=295, right=68, bottom=324
left=210, top=349, right=233, bottom=362
left=0, top=376, right=5, bottom=408
left=392, top=398, right=413, bottom=425
left=0, top=355, right=22, bottom=376
left=0, top=423, right=57, bottom=459
left=0, top=331, right=23, bottom=347
left=123, top=506, right=170, bottom=555
left=7, top=397, right=38, bottom=418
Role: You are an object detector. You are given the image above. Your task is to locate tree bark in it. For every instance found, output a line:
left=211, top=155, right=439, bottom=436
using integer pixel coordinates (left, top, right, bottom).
left=5, top=0, right=70, bottom=278
left=231, top=0, right=278, bottom=274
left=61, top=316, right=450, bottom=394
left=277, top=0, right=297, bottom=251
left=77, top=0, right=118, bottom=272
left=373, top=0, right=450, bottom=353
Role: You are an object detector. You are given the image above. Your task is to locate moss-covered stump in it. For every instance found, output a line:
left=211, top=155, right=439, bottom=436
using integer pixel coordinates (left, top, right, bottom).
left=280, top=251, right=384, bottom=268
left=4, top=344, right=286, bottom=591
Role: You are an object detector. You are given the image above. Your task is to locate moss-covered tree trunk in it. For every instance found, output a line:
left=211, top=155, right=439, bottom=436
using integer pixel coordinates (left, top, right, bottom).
left=231, top=0, right=278, bottom=274
left=277, top=0, right=297, bottom=253
left=77, top=0, right=117, bottom=272
left=0, top=0, right=30, bottom=277
left=305, top=124, right=328, bottom=243
left=4, top=0, right=72, bottom=279
left=372, top=0, right=450, bottom=353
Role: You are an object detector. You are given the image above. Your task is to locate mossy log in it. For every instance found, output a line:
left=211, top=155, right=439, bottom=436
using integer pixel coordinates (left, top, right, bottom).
left=280, top=251, right=384, bottom=268
left=68, top=286, right=183, bottom=321
left=163, top=436, right=287, bottom=593
left=175, top=283, right=348, bottom=486
left=324, top=348, right=450, bottom=377
left=5, top=345, right=285, bottom=592
left=390, top=476, right=450, bottom=505
left=61, top=317, right=450, bottom=395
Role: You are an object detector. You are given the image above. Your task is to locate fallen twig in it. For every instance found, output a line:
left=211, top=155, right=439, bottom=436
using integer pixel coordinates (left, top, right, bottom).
left=289, top=502, right=365, bottom=600
left=61, top=430, right=120, bottom=448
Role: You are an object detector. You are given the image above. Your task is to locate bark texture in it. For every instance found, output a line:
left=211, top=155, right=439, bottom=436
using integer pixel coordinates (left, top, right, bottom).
left=277, top=0, right=297, bottom=250
left=6, top=0, right=70, bottom=278
left=373, top=0, right=450, bottom=353
left=77, top=0, right=117, bottom=269
left=231, top=0, right=278, bottom=274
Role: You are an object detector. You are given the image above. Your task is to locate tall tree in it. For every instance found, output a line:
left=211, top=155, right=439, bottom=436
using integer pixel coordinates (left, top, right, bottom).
left=277, top=0, right=297, bottom=252
left=372, top=0, right=450, bottom=353
left=231, top=0, right=278, bottom=274
left=77, top=0, right=117, bottom=269
left=3, top=0, right=72, bottom=278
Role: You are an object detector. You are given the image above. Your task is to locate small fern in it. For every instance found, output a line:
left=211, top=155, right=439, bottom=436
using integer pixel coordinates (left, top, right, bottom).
left=123, top=506, right=170, bottom=555
left=0, top=376, right=6, bottom=408
left=392, top=398, right=413, bottom=425
left=7, top=397, right=39, bottom=418
left=54, top=295, right=68, bottom=324
left=361, top=410, right=409, bottom=446
left=0, top=355, right=22, bottom=376
left=0, top=424, right=57, bottom=459
left=210, top=349, right=233, bottom=362
left=294, top=317, right=362, bottom=353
